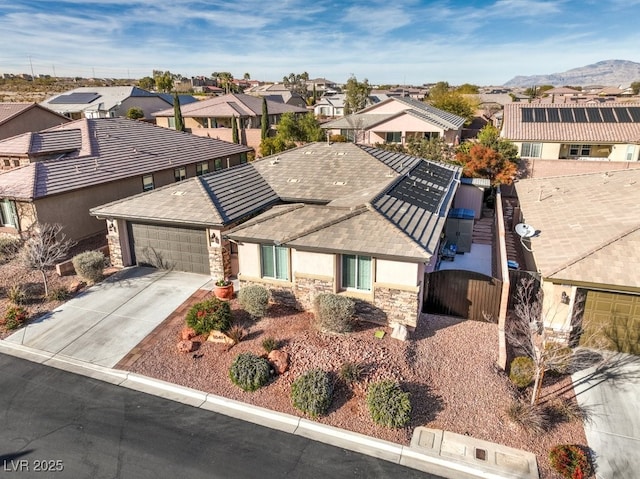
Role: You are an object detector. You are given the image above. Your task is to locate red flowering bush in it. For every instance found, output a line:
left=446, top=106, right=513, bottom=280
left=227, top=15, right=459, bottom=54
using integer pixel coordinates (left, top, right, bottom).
left=549, top=444, right=591, bottom=478
left=185, top=296, right=232, bottom=335
left=2, top=305, right=27, bottom=330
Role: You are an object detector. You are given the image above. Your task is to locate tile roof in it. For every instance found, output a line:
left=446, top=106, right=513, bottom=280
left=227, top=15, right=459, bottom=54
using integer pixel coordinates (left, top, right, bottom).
left=514, top=169, right=640, bottom=289
left=41, top=86, right=170, bottom=114
left=0, top=103, right=33, bottom=124
left=0, top=117, right=251, bottom=200
left=153, top=93, right=307, bottom=118
left=502, top=102, right=640, bottom=143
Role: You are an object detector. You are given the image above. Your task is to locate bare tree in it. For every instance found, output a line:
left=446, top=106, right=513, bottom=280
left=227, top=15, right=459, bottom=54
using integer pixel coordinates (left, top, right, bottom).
left=20, top=223, right=75, bottom=297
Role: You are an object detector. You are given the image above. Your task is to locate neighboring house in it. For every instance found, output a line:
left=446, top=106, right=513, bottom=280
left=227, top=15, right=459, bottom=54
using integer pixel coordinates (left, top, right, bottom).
left=91, top=142, right=462, bottom=329
left=244, top=83, right=308, bottom=108
left=40, top=86, right=197, bottom=121
left=308, top=78, right=339, bottom=95
left=514, top=169, right=640, bottom=349
left=322, top=96, right=465, bottom=146
left=502, top=103, right=640, bottom=162
left=0, top=118, right=251, bottom=240
left=153, top=93, right=308, bottom=152
left=0, top=103, right=70, bottom=142
left=313, top=93, right=389, bottom=119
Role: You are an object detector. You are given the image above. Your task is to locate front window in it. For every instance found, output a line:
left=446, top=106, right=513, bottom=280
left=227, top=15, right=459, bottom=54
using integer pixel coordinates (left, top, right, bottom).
left=174, top=166, right=186, bottom=182
left=423, top=132, right=440, bottom=140
left=167, top=117, right=176, bottom=129
left=260, top=244, right=289, bottom=280
left=240, top=153, right=248, bottom=164
left=142, top=174, right=154, bottom=191
left=341, top=254, right=372, bottom=292
left=521, top=142, right=542, bottom=157
left=0, top=199, right=18, bottom=228
left=569, top=144, right=591, bottom=157
left=214, top=158, right=223, bottom=171
left=385, top=131, right=402, bottom=144
left=196, top=161, right=209, bottom=176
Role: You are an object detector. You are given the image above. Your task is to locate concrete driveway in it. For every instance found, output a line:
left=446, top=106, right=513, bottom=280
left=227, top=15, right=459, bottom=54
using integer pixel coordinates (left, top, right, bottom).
left=5, top=267, right=211, bottom=368
left=572, top=353, right=640, bottom=479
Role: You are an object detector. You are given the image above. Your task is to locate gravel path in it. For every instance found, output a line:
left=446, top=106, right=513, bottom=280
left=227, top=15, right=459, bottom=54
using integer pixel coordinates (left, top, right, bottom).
left=124, top=297, right=586, bottom=478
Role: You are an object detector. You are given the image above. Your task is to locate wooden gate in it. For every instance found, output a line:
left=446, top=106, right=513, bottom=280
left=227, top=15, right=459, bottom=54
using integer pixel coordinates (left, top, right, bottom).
left=424, top=269, right=502, bottom=322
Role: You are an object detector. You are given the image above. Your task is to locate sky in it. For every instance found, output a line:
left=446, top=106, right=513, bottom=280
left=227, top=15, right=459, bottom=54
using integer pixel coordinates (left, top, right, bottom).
left=1, top=0, right=640, bottom=86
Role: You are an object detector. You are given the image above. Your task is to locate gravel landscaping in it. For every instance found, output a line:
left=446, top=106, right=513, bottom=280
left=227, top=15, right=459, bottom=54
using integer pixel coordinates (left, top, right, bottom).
left=123, top=293, right=588, bottom=478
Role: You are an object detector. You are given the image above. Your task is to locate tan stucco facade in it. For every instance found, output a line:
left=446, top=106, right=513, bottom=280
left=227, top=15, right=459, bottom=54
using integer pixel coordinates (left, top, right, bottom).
left=516, top=141, right=640, bottom=162
left=0, top=106, right=70, bottom=141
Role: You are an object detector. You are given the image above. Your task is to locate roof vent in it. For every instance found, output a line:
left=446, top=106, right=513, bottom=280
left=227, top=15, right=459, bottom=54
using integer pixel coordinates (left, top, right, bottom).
left=287, top=178, right=300, bottom=183
left=336, top=152, right=346, bottom=156
left=304, top=151, right=313, bottom=155
left=333, top=181, right=347, bottom=186
left=171, top=191, right=186, bottom=196
left=270, top=157, right=280, bottom=165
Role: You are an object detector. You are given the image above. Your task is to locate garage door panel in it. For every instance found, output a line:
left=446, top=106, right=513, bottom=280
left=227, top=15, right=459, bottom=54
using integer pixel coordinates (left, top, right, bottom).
left=130, top=223, right=209, bottom=275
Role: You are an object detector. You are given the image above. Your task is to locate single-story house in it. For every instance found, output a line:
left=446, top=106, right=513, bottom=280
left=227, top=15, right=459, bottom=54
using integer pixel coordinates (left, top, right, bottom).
left=244, top=83, right=308, bottom=109
left=513, top=169, right=640, bottom=350
left=0, top=103, right=70, bottom=142
left=91, top=142, right=462, bottom=329
left=153, top=93, right=308, bottom=152
left=501, top=103, right=640, bottom=162
left=314, top=93, right=389, bottom=119
left=0, top=117, right=251, bottom=240
left=40, top=86, right=197, bottom=121
left=321, top=97, right=465, bottom=146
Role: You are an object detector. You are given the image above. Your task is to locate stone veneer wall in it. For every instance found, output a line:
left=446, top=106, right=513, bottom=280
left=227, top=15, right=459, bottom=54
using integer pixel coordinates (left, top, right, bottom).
left=208, top=239, right=232, bottom=279
left=107, top=225, right=123, bottom=268
left=372, top=285, right=421, bottom=328
left=239, top=279, right=302, bottom=310
left=294, top=275, right=334, bottom=310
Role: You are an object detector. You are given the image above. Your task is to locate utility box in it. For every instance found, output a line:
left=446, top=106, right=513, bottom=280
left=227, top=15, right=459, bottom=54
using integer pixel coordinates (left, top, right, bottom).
left=445, top=208, right=474, bottom=253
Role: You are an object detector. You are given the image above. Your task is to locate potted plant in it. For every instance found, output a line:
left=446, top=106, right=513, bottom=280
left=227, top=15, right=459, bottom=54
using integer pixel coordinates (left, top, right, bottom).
left=213, top=277, right=234, bottom=300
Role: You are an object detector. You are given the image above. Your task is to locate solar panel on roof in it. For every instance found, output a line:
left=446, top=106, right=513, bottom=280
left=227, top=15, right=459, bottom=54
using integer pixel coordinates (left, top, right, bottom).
left=546, top=108, right=560, bottom=122
left=629, top=107, right=640, bottom=122
left=573, top=108, right=588, bottom=122
left=533, top=108, right=547, bottom=122
left=48, top=92, right=101, bottom=104
left=559, top=109, right=574, bottom=122
left=522, top=109, right=534, bottom=122
left=614, top=107, right=632, bottom=122
left=600, top=108, right=616, bottom=122
left=586, top=108, right=602, bottom=122
left=387, top=162, right=452, bottom=213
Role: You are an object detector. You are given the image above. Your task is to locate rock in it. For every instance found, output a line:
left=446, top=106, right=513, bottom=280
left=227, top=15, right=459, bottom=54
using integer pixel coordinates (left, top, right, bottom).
left=207, top=330, right=234, bottom=344
left=68, top=281, right=84, bottom=293
left=177, top=340, right=198, bottom=353
left=391, top=323, right=409, bottom=341
left=268, top=349, right=290, bottom=374
left=181, top=327, right=196, bottom=340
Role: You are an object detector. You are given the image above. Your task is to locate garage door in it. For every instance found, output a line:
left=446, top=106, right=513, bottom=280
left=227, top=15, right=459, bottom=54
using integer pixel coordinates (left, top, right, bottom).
left=580, top=290, right=640, bottom=354
left=129, top=223, right=210, bottom=275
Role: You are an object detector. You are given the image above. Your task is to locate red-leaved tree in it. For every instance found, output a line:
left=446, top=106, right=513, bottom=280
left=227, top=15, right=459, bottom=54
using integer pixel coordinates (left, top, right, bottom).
left=456, top=143, right=517, bottom=185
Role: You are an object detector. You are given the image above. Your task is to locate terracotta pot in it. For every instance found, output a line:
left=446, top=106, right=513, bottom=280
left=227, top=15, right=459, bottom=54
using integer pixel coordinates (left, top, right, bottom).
left=214, top=283, right=234, bottom=300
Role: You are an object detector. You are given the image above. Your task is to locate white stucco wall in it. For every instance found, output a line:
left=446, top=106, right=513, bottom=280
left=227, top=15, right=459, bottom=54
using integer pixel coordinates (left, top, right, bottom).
left=375, top=259, right=419, bottom=287
left=292, top=250, right=334, bottom=278
left=237, top=242, right=261, bottom=277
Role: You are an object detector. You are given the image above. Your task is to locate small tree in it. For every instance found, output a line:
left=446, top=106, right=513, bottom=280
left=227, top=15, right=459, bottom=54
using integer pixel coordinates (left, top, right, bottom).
left=456, top=144, right=517, bottom=186
left=138, top=76, right=155, bottom=91
left=126, top=107, right=144, bottom=120
left=261, top=97, right=269, bottom=140
left=20, top=223, right=75, bottom=297
left=343, top=75, right=371, bottom=115
left=231, top=115, right=239, bottom=144
left=173, top=92, right=184, bottom=132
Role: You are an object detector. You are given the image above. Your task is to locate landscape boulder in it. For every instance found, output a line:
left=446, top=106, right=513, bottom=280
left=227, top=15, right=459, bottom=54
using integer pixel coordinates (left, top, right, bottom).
left=177, top=340, right=198, bottom=353
left=267, top=349, right=290, bottom=374
left=181, top=327, right=197, bottom=340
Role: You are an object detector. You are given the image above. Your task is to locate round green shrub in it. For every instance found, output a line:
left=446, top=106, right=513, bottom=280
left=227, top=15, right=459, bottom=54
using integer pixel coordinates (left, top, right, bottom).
left=339, top=361, right=363, bottom=384
left=3, top=305, right=27, bottom=330
left=238, top=284, right=270, bottom=319
left=72, top=250, right=106, bottom=283
left=228, top=352, right=271, bottom=392
left=185, top=297, right=232, bottom=335
left=291, top=369, right=333, bottom=417
left=366, top=380, right=411, bottom=428
left=509, top=356, right=536, bottom=388
left=549, top=444, right=591, bottom=479
left=313, top=293, right=356, bottom=333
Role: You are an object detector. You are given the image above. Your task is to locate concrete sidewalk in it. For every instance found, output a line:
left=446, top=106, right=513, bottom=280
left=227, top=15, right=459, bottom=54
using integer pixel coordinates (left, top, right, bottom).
left=5, top=267, right=211, bottom=367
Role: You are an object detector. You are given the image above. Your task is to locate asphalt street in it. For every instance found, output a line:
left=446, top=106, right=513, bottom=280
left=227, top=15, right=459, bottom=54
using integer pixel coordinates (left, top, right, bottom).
left=0, top=354, right=442, bottom=479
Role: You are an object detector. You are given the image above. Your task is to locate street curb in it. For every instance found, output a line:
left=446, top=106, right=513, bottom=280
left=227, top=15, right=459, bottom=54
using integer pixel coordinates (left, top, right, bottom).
left=1, top=340, right=529, bottom=479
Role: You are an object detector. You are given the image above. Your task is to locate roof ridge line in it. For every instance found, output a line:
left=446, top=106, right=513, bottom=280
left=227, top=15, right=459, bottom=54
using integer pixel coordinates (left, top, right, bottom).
left=366, top=205, right=433, bottom=257
left=227, top=203, right=304, bottom=232
left=280, top=206, right=368, bottom=245
left=547, top=224, right=640, bottom=277
left=195, top=176, right=225, bottom=225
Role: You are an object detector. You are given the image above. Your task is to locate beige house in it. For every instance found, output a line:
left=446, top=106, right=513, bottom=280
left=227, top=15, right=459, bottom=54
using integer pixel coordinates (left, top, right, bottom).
left=0, top=118, right=251, bottom=240
left=0, top=103, right=70, bottom=142
left=153, top=93, right=308, bottom=153
left=91, top=142, right=462, bottom=329
left=502, top=103, right=640, bottom=162
left=514, top=169, right=640, bottom=350
left=322, top=97, right=465, bottom=146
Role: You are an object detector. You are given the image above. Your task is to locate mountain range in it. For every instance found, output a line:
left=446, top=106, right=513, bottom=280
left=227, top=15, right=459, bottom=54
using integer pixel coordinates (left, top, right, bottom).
left=503, top=60, right=640, bottom=87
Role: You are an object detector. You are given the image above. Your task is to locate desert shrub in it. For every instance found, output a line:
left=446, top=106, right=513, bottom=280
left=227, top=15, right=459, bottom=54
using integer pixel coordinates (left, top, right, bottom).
left=237, top=284, right=270, bottom=319
left=313, top=293, right=355, bottom=333
left=506, top=399, right=549, bottom=434
left=226, top=325, right=245, bottom=345
left=47, top=286, right=70, bottom=301
left=329, top=134, right=348, bottom=143
left=229, top=352, right=271, bottom=392
left=509, top=356, right=535, bottom=388
left=0, top=236, right=21, bottom=262
left=72, top=251, right=106, bottom=283
left=261, top=336, right=280, bottom=353
left=186, top=297, right=232, bottom=335
left=291, top=369, right=333, bottom=417
left=549, top=444, right=591, bottom=479
left=3, top=305, right=27, bottom=330
left=339, top=361, right=363, bottom=384
left=549, top=397, right=592, bottom=424
left=7, top=284, right=27, bottom=305
left=366, top=380, right=411, bottom=428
